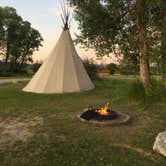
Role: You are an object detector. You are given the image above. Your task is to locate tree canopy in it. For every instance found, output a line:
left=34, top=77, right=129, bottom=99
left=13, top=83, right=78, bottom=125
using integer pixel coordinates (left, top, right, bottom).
left=68, top=0, right=166, bottom=92
left=0, top=6, right=43, bottom=72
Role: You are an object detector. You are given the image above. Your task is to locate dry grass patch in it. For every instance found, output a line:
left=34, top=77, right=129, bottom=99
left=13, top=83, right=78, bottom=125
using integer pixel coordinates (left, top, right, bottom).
left=0, top=116, right=43, bottom=146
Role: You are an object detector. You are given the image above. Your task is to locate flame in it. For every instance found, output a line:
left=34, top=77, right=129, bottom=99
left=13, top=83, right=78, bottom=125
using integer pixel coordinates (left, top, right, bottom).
left=96, top=102, right=110, bottom=116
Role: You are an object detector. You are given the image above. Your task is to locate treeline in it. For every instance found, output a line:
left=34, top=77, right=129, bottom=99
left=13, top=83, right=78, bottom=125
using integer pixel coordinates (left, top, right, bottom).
left=0, top=7, right=43, bottom=74
left=68, top=0, right=166, bottom=94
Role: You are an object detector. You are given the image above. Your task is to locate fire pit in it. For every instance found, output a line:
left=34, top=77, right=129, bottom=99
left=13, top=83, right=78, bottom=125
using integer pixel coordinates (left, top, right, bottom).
left=77, top=103, right=130, bottom=126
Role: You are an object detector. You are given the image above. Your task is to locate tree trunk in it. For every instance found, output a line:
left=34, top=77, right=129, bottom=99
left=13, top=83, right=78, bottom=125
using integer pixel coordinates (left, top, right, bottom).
left=139, top=26, right=150, bottom=89
left=137, top=0, right=150, bottom=89
left=19, top=56, right=26, bottom=71
left=10, top=56, right=18, bottom=72
left=5, top=40, right=10, bottom=64
left=5, top=28, right=10, bottom=64
left=160, top=0, right=166, bottom=94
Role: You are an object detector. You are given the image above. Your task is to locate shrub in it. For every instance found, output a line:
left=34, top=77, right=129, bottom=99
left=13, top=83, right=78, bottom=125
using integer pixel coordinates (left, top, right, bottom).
left=83, top=59, right=98, bottom=80
left=145, top=79, right=164, bottom=102
left=32, top=61, right=42, bottom=72
left=128, top=79, right=146, bottom=102
left=120, top=64, right=139, bottom=75
left=128, top=79, right=164, bottom=103
left=25, top=69, right=34, bottom=76
left=106, top=63, right=118, bottom=75
left=0, top=62, right=10, bottom=75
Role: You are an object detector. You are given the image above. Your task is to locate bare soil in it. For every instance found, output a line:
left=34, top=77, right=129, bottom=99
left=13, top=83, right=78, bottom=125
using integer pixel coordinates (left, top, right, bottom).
left=0, top=116, right=43, bottom=147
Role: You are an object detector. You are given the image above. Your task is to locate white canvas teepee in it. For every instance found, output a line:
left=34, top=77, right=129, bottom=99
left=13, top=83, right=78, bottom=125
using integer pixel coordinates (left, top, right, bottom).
left=23, top=3, right=94, bottom=94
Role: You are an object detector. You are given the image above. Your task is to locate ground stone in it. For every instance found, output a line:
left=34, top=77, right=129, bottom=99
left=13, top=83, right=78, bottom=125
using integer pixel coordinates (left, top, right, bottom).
left=153, top=130, right=166, bottom=157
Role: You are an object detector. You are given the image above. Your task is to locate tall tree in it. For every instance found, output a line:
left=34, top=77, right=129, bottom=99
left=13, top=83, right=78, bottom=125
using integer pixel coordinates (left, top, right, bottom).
left=68, top=0, right=161, bottom=89
left=0, top=7, right=22, bottom=64
left=149, top=0, right=166, bottom=93
left=136, top=0, right=150, bottom=89
left=0, top=7, right=43, bottom=71
left=9, top=21, right=43, bottom=71
left=159, top=0, right=166, bottom=93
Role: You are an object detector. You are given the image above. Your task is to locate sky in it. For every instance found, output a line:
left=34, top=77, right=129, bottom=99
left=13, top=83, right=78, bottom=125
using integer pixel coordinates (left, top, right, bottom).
left=0, top=0, right=117, bottom=64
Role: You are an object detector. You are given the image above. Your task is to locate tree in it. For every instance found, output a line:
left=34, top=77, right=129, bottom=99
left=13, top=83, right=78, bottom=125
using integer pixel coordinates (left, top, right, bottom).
left=83, top=59, right=98, bottom=80
left=68, top=0, right=162, bottom=89
left=0, top=7, right=43, bottom=72
left=106, top=63, right=118, bottom=75
left=0, top=7, right=22, bottom=64
left=136, top=0, right=150, bottom=89
left=159, top=0, right=166, bottom=94
left=148, top=0, right=166, bottom=94
left=9, top=21, right=43, bottom=72
left=119, top=57, right=139, bottom=75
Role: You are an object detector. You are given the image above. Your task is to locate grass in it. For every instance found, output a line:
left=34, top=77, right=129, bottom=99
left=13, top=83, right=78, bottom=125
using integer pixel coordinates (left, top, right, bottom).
left=0, top=72, right=32, bottom=79
left=0, top=77, right=165, bottom=166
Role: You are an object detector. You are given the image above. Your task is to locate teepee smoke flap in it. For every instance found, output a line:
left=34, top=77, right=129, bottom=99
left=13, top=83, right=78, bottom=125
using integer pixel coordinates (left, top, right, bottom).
left=60, top=0, right=72, bottom=30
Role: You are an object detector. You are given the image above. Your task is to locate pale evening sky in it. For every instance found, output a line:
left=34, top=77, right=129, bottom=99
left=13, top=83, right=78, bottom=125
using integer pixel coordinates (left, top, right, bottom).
left=0, top=0, right=117, bottom=64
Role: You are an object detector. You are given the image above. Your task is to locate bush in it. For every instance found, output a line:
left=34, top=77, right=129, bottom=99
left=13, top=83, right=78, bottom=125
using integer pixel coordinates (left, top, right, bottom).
left=145, top=79, right=164, bottom=102
left=120, top=64, right=139, bottom=75
left=25, top=69, right=34, bottom=76
left=0, top=72, right=13, bottom=77
left=83, top=59, right=98, bottom=80
left=106, top=63, right=118, bottom=75
left=128, top=79, right=164, bottom=103
left=0, top=62, right=10, bottom=74
left=128, top=79, right=146, bottom=102
left=32, top=61, right=42, bottom=72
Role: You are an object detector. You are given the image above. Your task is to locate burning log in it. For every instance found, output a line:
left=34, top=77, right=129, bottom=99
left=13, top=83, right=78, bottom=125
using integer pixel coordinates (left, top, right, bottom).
left=95, top=102, right=110, bottom=116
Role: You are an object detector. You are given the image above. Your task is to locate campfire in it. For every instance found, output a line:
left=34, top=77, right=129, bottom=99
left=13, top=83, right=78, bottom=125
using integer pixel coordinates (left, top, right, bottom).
left=95, top=102, right=110, bottom=116
left=78, top=102, right=131, bottom=125
left=79, top=102, right=117, bottom=121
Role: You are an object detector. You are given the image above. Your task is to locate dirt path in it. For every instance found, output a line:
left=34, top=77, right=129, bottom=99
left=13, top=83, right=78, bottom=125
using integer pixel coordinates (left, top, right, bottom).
left=0, top=78, right=30, bottom=84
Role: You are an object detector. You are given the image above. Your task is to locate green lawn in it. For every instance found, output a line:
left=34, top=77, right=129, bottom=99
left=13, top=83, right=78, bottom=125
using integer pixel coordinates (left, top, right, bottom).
left=0, top=77, right=165, bottom=166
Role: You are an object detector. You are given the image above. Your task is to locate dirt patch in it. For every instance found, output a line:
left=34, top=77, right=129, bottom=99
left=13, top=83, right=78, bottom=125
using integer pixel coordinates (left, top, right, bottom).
left=0, top=116, right=43, bottom=146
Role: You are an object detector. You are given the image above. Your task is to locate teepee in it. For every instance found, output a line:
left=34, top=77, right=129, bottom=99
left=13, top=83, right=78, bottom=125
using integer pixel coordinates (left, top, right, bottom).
left=23, top=2, right=94, bottom=94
